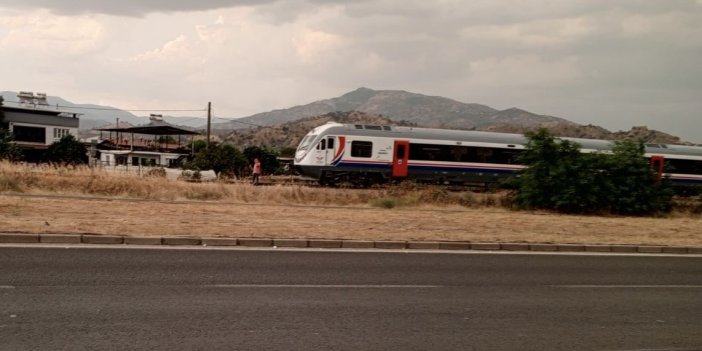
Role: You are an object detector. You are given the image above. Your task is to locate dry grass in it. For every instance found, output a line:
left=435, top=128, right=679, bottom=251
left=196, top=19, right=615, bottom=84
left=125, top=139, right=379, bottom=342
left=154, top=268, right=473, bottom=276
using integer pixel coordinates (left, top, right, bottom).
left=1, top=161, right=701, bottom=246
left=0, top=161, right=514, bottom=207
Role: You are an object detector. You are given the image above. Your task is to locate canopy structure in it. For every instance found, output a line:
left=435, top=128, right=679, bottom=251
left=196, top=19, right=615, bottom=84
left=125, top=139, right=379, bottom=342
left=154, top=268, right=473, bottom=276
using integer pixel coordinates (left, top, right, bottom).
left=95, top=115, right=202, bottom=158
left=96, top=119, right=199, bottom=135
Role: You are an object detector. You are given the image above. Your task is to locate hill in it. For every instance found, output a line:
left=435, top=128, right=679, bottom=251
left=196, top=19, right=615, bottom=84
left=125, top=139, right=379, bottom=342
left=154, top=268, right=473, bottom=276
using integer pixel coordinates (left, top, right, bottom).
left=2, top=89, right=686, bottom=147
left=481, top=124, right=684, bottom=145
left=223, top=111, right=686, bottom=150
left=214, top=87, right=575, bottom=131
left=221, top=111, right=415, bottom=149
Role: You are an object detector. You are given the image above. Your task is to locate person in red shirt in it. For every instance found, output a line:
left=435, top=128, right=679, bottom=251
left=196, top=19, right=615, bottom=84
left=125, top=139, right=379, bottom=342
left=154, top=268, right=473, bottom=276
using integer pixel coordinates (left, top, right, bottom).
left=252, top=158, right=262, bottom=185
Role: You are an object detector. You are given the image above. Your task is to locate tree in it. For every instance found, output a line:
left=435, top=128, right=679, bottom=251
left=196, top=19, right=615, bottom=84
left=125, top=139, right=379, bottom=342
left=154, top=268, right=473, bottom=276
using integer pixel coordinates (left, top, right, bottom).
left=514, top=129, right=602, bottom=213
left=44, top=135, right=88, bottom=165
left=513, top=129, right=672, bottom=215
left=186, top=142, right=247, bottom=177
left=600, top=140, right=673, bottom=215
left=0, top=97, right=22, bottom=161
left=192, top=140, right=207, bottom=153
left=0, top=96, right=7, bottom=129
left=278, top=146, right=297, bottom=158
left=0, top=128, right=22, bottom=162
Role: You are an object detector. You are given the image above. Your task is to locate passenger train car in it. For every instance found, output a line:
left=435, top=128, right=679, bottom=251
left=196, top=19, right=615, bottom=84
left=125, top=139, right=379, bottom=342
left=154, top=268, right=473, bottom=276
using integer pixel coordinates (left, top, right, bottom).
left=293, top=122, right=702, bottom=187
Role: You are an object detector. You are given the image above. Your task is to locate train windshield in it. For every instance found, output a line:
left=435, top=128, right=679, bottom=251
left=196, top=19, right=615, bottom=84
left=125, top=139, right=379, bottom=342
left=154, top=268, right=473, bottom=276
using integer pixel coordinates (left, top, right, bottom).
left=297, top=134, right=316, bottom=151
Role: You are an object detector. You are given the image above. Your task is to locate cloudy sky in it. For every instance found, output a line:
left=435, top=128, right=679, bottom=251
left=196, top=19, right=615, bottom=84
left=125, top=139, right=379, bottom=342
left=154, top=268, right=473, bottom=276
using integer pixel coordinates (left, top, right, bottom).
left=1, top=0, right=701, bottom=141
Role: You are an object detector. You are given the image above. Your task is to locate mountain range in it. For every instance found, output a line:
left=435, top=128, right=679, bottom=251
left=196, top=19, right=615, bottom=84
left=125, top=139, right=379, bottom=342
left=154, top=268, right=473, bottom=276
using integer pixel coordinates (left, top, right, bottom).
left=222, top=111, right=685, bottom=150
left=1, top=88, right=687, bottom=148
left=213, top=87, right=575, bottom=131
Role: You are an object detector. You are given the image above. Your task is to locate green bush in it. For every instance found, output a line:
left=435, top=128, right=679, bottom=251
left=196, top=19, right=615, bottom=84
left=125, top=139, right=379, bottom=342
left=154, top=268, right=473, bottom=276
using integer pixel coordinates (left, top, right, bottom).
left=185, top=142, right=247, bottom=177
left=0, top=129, right=22, bottom=162
left=44, top=135, right=87, bottom=165
left=600, top=140, right=673, bottom=215
left=371, top=197, right=398, bottom=209
left=513, top=129, right=672, bottom=215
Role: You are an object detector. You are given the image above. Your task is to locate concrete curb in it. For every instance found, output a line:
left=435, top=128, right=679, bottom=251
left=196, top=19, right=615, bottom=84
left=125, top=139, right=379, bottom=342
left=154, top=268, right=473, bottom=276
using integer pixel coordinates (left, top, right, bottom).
left=374, top=241, right=406, bottom=249
left=309, top=240, right=343, bottom=249
left=408, top=241, right=441, bottom=250
left=0, top=233, right=39, bottom=243
left=439, top=242, right=471, bottom=250
left=470, top=243, right=500, bottom=250
left=40, top=234, right=81, bottom=244
left=82, top=235, right=123, bottom=245
left=274, top=239, right=308, bottom=248
left=162, top=237, right=201, bottom=246
left=1, top=232, right=701, bottom=255
left=202, top=238, right=239, bottom=246
left=124, top=237, right=162, bottom=245
left=238, top=238, right=272, bottom=247
left=342, top=240, right=375, bottom=249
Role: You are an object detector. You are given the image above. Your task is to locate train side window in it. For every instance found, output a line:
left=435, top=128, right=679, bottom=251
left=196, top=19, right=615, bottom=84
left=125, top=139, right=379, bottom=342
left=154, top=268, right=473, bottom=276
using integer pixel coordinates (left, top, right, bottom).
left=667, top=159, right=702, bottom=175
left=351, top=141, right=373, bottom=158
left=317, top=139, right=326, bottom=150
left=450, top=146, right=467, bottom=161
left=475, top=148, right=493, bottom=162
left=327, top=137, right=335, bottom=149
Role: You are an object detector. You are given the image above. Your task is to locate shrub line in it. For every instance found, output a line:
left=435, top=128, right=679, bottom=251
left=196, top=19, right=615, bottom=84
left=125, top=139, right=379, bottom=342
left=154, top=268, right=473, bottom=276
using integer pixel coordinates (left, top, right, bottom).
left=1, top=233, right=700, bottom=255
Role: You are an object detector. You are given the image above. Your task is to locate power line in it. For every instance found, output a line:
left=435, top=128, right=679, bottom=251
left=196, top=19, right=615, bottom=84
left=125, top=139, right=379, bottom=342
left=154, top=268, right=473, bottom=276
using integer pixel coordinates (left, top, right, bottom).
left=212, top=116, right=264, bottom=128
left=2, top=97, right=265, bottom=127
left=171, top=117, right=207, bottom=124
left=2, top=99, right=206, bottom=113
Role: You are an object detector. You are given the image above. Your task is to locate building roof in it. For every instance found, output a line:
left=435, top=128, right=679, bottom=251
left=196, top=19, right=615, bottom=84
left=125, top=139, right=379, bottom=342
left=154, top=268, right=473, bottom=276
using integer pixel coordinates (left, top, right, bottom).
left=1, top=105, right=81, bottom=118
left=97, top=119, right=200, bottom=135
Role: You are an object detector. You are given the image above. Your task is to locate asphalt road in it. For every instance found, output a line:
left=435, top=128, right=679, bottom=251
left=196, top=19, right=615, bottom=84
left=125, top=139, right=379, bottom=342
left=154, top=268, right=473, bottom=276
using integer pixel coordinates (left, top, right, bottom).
left=1, top=246, right=701, bottom=351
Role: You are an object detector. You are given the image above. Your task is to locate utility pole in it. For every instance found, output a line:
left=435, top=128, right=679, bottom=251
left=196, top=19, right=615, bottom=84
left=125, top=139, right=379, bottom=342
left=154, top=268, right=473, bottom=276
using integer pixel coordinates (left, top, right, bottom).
left=116, top=117, right=119, bottom=145
left=206, top=101, right=212, bottom=149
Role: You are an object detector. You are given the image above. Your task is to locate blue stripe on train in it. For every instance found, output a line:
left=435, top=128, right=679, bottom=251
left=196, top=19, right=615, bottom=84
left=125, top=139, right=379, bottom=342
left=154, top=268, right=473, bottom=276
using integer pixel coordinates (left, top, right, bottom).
left=408, top=164, right=518, bottom=174
left=335, top=162, right=518, bottom=174
left=334, top=162, right=702, bottom=183
left=335, top=162, right=391, bottom=170
left=671, top=177, right=702, bottom=184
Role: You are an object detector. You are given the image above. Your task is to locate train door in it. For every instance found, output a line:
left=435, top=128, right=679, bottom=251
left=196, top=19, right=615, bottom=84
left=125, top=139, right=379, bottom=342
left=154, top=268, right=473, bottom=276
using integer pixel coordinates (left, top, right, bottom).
left=392, top=140, right=409, bottom=177
left=324, top=136, right=336, bottom=164
left=317, top=136, right=336, bottom=164
left=650, top=155, right=664, bottom=180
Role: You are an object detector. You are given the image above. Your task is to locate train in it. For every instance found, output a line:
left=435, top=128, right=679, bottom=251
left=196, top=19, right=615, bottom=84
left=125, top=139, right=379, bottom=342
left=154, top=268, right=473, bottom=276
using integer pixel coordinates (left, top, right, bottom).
left=293, top=122, right=702, bottom=187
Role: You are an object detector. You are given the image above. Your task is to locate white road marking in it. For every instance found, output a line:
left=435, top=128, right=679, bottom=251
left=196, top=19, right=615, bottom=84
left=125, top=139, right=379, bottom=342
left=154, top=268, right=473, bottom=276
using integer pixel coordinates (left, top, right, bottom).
left=0, top=285, right=15, bottom=289
left=611, top=348, right=702, bottom=351
left=553, top=285, right=702, bottom=289
left=206, top=284, right=441, bottom=289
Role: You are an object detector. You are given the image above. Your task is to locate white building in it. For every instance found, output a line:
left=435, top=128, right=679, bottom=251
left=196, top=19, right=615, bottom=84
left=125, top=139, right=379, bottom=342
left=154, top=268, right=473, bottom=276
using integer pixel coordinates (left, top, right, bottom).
left=98, top=150, right=186, bottom=168
left=1, top=92, right=80, bottom=150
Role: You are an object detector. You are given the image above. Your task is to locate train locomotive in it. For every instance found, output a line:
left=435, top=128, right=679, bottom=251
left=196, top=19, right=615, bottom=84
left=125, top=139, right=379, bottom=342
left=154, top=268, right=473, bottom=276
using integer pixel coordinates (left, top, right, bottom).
left=293, top=122, right=702, bottom=187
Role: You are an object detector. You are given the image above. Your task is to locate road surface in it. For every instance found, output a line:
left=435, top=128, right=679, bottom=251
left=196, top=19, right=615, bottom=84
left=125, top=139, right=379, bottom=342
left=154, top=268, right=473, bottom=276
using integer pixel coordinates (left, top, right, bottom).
left=1, top=246, right=701, bottom=350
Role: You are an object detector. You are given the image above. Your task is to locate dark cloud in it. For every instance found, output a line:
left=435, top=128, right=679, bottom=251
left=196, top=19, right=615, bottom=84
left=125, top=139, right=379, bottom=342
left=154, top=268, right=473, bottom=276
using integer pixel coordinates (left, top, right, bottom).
left=2, top=0, right=700, bottom=141
left=0, top=0, right=277, bottom=16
